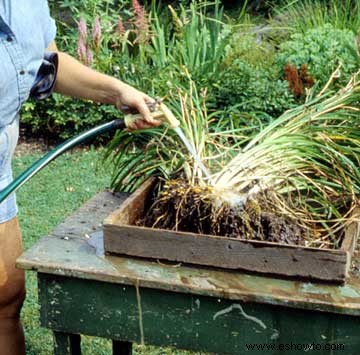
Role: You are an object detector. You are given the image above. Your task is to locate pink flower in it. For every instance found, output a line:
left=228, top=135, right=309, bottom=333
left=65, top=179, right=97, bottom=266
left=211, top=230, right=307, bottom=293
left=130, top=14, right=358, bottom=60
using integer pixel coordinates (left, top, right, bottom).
left=132, top=0, right=145, bottom=28
left=77, top=37, right=87, bottom=63
left=132, top=0, right=150, bottom=44
left=117, top=17, right=125, bottom=37
left=132, top=0, right=144, bottom=18
left=92, top=16, right=102, bottom=52
left=78, top=17, right=88, bottom=41
left=86, top=48, right=94, bottom=66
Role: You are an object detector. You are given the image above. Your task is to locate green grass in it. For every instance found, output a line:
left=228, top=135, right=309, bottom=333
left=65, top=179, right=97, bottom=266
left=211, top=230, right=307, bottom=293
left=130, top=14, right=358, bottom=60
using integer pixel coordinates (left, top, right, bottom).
left=13, top=147, right=199, bottom=355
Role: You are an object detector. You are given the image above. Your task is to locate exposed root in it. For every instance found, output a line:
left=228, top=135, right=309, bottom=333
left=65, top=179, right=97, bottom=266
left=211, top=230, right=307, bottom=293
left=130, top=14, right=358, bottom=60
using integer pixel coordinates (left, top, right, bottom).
left=137, top=179, right=310, bottom=246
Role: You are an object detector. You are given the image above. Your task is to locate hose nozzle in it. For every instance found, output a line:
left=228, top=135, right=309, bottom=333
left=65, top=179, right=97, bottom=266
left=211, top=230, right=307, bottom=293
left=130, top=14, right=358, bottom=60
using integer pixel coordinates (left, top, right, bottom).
left=124, top=102, right=180, bottom=129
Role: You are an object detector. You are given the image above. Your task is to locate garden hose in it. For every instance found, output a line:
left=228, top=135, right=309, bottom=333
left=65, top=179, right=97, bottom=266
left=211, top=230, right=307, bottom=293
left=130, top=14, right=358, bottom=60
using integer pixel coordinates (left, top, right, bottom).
left=0, top=102, right=178, bottom=204
left=0, top=119, right=126, bottom=204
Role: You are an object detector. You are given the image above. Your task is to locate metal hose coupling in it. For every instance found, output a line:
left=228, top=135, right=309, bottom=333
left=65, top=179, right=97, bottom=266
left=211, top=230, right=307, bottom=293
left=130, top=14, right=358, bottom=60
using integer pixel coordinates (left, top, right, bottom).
left=123, top=100, right=180, bottom=129
left=112, top=119, right=127, bottom=130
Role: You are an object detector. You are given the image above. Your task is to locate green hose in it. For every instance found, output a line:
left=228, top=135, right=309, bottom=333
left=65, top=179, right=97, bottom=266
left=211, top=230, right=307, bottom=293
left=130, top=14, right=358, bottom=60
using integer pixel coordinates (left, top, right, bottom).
left=0, top=119, right=126, bottom=204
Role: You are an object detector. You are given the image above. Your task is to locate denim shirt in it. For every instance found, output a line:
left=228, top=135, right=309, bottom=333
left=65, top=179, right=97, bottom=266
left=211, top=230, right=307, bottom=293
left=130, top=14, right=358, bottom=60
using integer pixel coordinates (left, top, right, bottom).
left=0, top=0, right=56, bottom=128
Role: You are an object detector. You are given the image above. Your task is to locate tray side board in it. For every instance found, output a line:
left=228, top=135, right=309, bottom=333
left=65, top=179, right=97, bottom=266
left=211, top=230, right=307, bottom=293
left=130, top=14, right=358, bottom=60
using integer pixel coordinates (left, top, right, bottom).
left=341, top=209, right=360, bottom=277
left=103, top=180, right=360, bottom=283
left=104, top=178, right=155, bottom=226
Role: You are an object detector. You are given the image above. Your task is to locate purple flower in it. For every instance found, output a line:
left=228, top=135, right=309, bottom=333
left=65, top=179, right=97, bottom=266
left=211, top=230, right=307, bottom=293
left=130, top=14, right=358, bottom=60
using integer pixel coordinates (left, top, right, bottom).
left=132, top=0, right=150, bottom=44
left=117, top=17, right=125, bottom=37
left=92, top=16, right=102, bottom=52
left=86, top=48, right=94, bottom=66
left=78, top=17, right=88, bottom=41
left=77, top=37, right=87, bottom=63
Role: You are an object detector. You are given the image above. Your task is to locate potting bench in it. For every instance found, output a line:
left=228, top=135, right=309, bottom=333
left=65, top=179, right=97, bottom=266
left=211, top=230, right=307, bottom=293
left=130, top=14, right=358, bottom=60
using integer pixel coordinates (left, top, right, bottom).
left=17, top=191, right=360, bottom=355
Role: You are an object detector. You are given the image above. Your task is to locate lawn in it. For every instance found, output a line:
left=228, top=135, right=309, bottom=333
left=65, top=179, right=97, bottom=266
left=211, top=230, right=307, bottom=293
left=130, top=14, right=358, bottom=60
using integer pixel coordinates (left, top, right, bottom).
left=13, top=147, right=198, bottom=355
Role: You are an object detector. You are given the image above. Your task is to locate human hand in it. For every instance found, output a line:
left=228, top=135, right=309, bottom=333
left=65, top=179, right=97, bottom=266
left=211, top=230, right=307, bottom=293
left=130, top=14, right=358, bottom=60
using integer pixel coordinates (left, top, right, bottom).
left=114, top=82, right=162, bottom=130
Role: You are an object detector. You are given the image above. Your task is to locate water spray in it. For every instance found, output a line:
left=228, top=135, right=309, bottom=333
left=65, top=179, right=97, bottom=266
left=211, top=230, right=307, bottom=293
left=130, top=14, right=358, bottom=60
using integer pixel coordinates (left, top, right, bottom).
left=125, top=102, right=213, bottom=182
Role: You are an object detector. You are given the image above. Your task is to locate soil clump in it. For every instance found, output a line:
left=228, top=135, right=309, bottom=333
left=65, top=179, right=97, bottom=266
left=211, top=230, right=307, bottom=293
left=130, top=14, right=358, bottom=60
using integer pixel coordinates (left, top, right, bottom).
left=138, top=179, right=308, bottom=246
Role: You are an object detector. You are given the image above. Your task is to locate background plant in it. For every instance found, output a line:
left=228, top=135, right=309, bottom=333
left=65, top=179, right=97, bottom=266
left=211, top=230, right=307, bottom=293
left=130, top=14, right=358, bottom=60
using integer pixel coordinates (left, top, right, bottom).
left=211, top=31, right=295, bottom=116
left=20, top=0, right=359, bottom=144
left=275, top=24, right=359, bottom=91
left=21, top=0, right=236, bottom=139
left=271, top=0, right=360, bottom=35
left=21, top=0, right=130, bottom=140
left=20, top=1, right=305, bottom=139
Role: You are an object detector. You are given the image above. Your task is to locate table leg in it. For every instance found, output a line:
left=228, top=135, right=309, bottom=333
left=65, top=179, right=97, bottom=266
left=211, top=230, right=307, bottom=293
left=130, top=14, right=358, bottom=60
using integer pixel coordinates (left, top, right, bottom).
left=54, top=331, right=81, bottom=355
left=112, top=340, right=132, bottom=355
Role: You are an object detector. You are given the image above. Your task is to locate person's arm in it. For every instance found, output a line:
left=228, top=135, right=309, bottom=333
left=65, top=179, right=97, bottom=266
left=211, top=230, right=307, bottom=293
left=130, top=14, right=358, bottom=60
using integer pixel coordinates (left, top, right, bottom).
left=46, top=41, right=160, bottom=129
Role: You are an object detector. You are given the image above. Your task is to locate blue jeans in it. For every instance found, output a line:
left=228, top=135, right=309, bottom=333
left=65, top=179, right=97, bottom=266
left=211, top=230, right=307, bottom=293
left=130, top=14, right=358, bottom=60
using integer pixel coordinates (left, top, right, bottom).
left=0, top=118, right=19, bottom=223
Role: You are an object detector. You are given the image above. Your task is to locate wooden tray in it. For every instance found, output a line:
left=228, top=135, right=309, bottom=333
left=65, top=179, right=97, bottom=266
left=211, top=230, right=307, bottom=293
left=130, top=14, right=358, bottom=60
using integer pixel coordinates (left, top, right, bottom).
left=103, top=179, right=360, bottom=283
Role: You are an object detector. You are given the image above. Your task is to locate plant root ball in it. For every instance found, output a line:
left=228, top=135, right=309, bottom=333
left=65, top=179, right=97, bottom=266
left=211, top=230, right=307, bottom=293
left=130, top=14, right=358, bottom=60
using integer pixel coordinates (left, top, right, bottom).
left=138, top=179, right=307, bottom=246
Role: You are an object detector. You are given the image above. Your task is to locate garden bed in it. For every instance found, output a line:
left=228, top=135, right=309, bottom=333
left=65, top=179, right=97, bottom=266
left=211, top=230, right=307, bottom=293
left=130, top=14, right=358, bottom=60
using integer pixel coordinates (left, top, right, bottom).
left=103, top=178, right=360, bottom=284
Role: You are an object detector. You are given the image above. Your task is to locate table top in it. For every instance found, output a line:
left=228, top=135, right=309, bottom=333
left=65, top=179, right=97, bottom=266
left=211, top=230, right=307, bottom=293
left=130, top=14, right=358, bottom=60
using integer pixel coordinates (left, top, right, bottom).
left=17, top=191, right=360, bottom=316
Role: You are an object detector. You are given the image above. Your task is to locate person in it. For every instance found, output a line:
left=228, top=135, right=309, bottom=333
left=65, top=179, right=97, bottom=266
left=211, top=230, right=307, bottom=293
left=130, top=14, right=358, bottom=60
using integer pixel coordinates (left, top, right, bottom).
left=0, top=1, right=160, bottom=354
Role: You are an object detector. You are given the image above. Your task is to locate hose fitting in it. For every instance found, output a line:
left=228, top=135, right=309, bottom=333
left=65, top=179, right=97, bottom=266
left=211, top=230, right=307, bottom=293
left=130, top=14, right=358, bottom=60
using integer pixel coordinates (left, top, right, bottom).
left=124, top=102, right=180, bottom=129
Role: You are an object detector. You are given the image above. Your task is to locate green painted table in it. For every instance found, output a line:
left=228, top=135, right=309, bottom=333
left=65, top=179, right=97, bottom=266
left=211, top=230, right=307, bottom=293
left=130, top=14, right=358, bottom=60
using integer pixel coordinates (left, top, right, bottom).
left=17, top=192, right=360, bottom=355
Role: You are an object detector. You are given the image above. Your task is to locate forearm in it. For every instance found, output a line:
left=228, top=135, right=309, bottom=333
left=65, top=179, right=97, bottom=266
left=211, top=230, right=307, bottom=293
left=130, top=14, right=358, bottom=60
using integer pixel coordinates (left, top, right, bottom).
left=53, top=51, right=125, bottom=106
left=45, top=41, right=160, bottom=129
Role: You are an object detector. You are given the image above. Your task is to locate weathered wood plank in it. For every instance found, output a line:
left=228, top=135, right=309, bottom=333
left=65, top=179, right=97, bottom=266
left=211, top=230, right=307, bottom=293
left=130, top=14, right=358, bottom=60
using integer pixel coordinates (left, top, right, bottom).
left=341, top=211, right=360, bottom=277
left=104, top=224, right=348, bottom=282
left=53, top=191, right=129, bottom=239
left=104, top=178, right=154, bottom=226
left=103, top=180, right=360, bottom=283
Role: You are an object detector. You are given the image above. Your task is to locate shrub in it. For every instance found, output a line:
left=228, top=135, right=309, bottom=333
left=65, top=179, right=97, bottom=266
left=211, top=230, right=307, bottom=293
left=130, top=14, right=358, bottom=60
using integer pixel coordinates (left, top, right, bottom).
left=21, top=95, right=119, bottom=140
left=212, top=61, right=295, bottom=116
left=211, top=33, right=295, bottom=117
left=275, top=24, right=359, bottom=90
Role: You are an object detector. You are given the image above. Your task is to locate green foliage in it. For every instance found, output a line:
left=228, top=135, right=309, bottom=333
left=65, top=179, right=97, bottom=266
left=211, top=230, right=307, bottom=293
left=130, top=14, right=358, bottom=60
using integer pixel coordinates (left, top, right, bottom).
left=272, top=0, right=360, bottom=35
left=212, top=61, right=294, bottom=116
left=275, top=24, right=359, bottom=89
left=21, top=95, right=119, bottom=140
left=23, top=0, right=235, bottom=138
left=22, top=0, right=129, bottom=139
left=23, top=0, right=359, bottom=139
left=107, top=72, right=360, bottom=245
left=211, top=33, right=295, bottom=116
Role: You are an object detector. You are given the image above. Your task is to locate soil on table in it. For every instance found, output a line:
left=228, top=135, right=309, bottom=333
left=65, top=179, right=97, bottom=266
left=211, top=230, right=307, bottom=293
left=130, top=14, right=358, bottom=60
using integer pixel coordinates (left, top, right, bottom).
left=137, top=179, right=309, bottom=246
